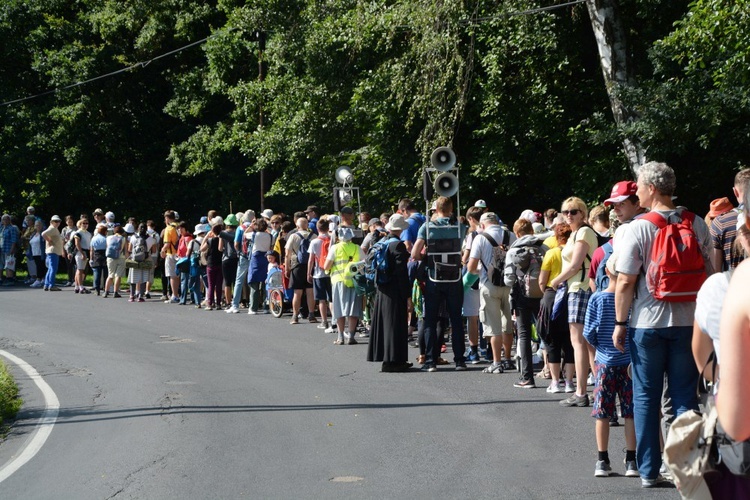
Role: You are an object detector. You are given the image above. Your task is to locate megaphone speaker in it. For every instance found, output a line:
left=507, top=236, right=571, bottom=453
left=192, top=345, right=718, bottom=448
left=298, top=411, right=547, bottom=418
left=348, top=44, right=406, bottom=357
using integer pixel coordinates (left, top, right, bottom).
left=434, top=172, right=458, bottom=197
left=430, top=147, right=456, bottom=172
left=338, top=189, right=352, bottom=204
left=335, top=166, right=354, bottom=184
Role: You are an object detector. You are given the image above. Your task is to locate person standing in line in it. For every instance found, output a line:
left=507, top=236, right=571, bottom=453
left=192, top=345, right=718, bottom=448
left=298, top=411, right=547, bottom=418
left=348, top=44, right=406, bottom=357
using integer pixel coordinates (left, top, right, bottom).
left=201, top=218, right=224, bottom=311
left=90, top=223, right=108, bottom=296
left=161, top=210, right=180, bottom=304
left=103, top=225, right=127, bottom=298
left=176, top=222, right=194, bottom=305
left=548, top=197, right=598, bottom=407
left=27, top=219, right=46, bottom=288
left=367, top=214, right=412, bottom=371
left=127, top=223, right=155, bottom=302
left=709, top=168, right=749, bottom=271
left=324, top=227, right=364, bottom=344
left=41, top=215, right=64, bottom=291
left=285, top=217, right=316, bottom=324
left=308, top=218, right=333, bottom=329
left=60, top=215, right=77, bottom=287
left=220, top=214, right=240, bottom=308
left=613, top=161, right=713, bottom=486
left=73, top=218, right=91, bottom=294
left=245, top=218, right=272, bottom=314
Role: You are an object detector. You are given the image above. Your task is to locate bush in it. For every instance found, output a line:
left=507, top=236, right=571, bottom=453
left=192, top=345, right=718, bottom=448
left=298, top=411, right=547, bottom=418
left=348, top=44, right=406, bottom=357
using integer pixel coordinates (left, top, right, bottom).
left=0, top=359, right=22, bottom=427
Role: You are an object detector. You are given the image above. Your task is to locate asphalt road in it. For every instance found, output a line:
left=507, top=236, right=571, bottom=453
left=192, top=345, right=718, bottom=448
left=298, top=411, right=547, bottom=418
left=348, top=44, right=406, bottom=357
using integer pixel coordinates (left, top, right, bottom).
left=0, top=286, right=679, bottom=499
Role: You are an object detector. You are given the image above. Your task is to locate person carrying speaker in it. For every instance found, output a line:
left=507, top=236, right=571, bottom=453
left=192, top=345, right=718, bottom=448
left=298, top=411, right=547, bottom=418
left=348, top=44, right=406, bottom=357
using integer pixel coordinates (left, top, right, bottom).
left=411, top=196, right=466, bottom=372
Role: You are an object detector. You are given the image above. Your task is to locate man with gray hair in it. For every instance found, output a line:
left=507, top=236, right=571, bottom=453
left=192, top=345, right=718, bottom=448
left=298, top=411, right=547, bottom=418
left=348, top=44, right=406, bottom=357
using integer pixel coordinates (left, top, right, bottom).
left=612, top=161, right=713, bottom=487
left=285, top=216, right=316, bottom=324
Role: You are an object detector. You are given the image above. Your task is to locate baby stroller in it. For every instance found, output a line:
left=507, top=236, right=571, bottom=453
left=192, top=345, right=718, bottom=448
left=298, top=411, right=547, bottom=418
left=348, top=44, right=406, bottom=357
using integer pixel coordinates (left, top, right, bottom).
left=267, top=265, right=292, bottom=318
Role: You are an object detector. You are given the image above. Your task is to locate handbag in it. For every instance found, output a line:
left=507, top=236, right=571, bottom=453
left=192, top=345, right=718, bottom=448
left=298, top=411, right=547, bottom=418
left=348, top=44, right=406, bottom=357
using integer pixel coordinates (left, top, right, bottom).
left=125, top=259, right=139, bottom=269
left=550, top=282, right=568, bottom=321
left=176, top=256, right=190, bottom=273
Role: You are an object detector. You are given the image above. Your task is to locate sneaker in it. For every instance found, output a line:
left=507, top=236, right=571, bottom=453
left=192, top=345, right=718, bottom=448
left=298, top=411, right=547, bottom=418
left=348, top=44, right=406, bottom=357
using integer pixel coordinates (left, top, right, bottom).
left=308, top=315, right=318, bottom=323
left=466, top=350, right=481, bottom=364
left=482, top=363, right=503, bottom=374
left=546, top=381, right=563, bottom=393
left=30, top=280, right=43, bottom=288
left=610, top=415, right=620, bottom=426
left=625, top=460, right=640, bottom=478
left=248, top=310, right=257, bottom=315
left=514, top=378, right=536, bottom=389
left=128, top=297, right=135, bottom=302
left=317, top=321, right=329, bottom=330
left=170, top=297, right=179, bottom=304
left=138, top=298, right=145, bottom=302
left=114, top=293, right=122, bottom=298
left=501, top=359, right=516, bottom=371
left=226, top=307, right=240, bottom=314
left=587, top=373, right=595, bottom=386
left=358, top=330, right=369, bottom=338
left=48, top=286, right=62, bottom=292
left=43, top=287, right=49, bottom=291
left=455, top=362, right=467, bottom=371
left=641, top=477, right=664, bottom=488
left=559, top=393, right=590, bottom=407
left=325, top=326, right=337, bottom=334
left=421, top=364, right=437, bottom=372
left=81, top=288, right=91, bottom=294
left=346, top=338, right=358, bottom=345
left=103, top=292, right=110, bottom=298
left=595, top=460, right=612, bottom=477
left=564, top=381, right=576, bottom=393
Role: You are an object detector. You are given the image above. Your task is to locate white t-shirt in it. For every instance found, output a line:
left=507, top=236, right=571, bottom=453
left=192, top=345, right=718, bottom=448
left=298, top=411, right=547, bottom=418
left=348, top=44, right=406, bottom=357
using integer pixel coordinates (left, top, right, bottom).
left=616, top=209, right=711, bottom=329
left=246, top=231, right=272, bottom=254
left=694, top=270, right=732, bottom=363
left=469, top=224, right=515, bottom=285
left=129, top=234, right=156, bottom=256
left=285, top=230, right=313, bottom=268
left=29, top=233, right=43, bottom=257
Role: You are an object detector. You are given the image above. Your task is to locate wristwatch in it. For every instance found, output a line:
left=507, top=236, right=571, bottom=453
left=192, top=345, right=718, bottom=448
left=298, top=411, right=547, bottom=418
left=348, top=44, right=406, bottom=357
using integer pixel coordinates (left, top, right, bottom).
left=614, top=320, right=628, bottom=326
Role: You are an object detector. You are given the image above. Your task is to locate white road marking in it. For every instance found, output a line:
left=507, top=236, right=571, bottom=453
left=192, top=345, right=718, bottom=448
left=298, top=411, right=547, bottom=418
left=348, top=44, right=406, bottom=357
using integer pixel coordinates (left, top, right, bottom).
left=0, top=350, right=60, bottom=483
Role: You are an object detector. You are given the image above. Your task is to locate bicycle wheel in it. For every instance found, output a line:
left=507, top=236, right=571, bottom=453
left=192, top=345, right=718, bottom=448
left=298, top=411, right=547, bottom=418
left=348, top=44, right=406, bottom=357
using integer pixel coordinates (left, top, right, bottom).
left=269, top=289, right=284, bottom=318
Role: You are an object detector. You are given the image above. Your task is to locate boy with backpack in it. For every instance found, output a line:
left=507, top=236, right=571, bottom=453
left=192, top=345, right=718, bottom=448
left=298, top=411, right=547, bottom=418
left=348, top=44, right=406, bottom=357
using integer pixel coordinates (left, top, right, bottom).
left=308, top=218, right=332, bottom=330
left=504, top=218, right=548, bottom=388
left=285, top=217, right=316, bottom=324
left=583, top=258, right=637, bottom=478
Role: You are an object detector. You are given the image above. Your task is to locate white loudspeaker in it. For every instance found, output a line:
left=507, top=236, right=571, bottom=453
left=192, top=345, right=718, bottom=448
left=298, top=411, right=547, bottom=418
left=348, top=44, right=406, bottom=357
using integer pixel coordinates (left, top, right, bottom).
left=338, top=189, right=352, bottom=204
left=434, top=172, right=458, bottom=197
left=335, top=166, right=354, bottom=184
left=430, top=147, right=456, bottom=172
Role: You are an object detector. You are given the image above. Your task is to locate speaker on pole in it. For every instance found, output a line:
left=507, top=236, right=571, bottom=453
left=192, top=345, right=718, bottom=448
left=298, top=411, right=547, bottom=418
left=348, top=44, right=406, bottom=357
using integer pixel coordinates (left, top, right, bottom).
left=434, top=172, right=459, bottom=197
left=430, top=147, right=456, bottom=172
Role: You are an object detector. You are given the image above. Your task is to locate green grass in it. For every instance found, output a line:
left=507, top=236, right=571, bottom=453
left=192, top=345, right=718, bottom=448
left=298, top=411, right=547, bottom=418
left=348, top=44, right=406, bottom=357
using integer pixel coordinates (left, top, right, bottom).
left=12, top=270, right=165, bottom=292
left=0, top=359, right=22, bottom=431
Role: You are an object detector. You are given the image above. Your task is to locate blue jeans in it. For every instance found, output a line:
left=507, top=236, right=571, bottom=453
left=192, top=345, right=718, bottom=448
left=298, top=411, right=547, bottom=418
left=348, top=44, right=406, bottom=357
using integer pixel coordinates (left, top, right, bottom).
left=232, top=255, right=249, bottom=309
left=179, top=271, right=190, bottom=304
left=628, top=326, right=698, bottom=479
left=92, top=265, right=105, bottom=292
left=189, top=273, right=202, bottom=306
left=44, top=253, right=59, bottom=288
left=423, top=279, right=465, bottom=366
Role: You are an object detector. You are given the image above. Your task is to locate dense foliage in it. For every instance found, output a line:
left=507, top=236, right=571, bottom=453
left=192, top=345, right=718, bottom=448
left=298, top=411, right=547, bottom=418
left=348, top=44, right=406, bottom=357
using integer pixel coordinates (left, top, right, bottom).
left=1, top=0, right=748, bottom=224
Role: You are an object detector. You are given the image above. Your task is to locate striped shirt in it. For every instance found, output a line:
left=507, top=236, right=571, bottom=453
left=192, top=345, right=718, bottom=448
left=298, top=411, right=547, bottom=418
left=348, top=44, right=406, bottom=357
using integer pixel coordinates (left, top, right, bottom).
left=583, top=291, right=630, bottom=366
left=710, top=210, right=744, bottom=270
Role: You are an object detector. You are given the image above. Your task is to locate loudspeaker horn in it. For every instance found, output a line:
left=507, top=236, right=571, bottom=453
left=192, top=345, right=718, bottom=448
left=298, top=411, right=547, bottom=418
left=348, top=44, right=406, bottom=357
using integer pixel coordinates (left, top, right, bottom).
left=430, top=147, right=456, bottom=172
left=434, top=172, right=458, bottom=197
left=335, top=166, right=354, bottom=184
left=338, top=189, right=352, bottom=204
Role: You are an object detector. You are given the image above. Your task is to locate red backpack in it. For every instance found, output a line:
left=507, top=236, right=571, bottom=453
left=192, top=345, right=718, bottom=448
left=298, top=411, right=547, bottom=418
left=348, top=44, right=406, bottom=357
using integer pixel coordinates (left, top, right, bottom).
left=316, top=235, right=331, bottom=270
left=642, top=210, right=706, bottom=302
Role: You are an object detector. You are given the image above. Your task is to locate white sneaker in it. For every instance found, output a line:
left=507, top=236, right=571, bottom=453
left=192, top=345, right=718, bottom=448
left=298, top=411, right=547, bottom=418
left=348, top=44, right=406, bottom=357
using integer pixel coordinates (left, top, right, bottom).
left=247, top=310, right=257, bottom=315
left=324, top=326, right=337, bottom=334
left=564, top=381, right=576, bottom=393
left=546, top=381, right=563, bottom=394
left=30, top=280, right=43, bottom=288
left=226, top=307, right=240, bottom=314
left=587, top=373, right=595, bottom=386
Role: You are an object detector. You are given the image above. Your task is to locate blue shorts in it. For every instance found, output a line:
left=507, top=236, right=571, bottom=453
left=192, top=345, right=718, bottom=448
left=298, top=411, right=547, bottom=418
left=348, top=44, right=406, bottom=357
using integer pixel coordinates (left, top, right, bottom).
left=313, top=277, right=332, bottom=302
left=591, top=363, right=634, bottom=420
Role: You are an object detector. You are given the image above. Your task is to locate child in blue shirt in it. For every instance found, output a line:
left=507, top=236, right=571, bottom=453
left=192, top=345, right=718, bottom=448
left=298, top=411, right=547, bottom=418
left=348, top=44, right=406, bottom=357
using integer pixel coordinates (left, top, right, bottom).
left=583, top=259, right=637, bottom=478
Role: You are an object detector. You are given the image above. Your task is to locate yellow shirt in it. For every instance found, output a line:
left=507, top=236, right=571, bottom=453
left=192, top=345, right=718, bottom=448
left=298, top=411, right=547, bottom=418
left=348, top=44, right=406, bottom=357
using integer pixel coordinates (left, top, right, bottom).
left=543, top=235, right=557, bottom=249
left=541, top=247, right=563, bottom=283
left=561, top=226, right=598, bottom=292
left=164, top=224, right=178, bottom=255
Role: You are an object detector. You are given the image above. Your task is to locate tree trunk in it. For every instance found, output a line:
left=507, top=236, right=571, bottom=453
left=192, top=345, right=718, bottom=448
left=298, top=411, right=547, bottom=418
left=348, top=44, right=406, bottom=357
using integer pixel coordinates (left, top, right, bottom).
left=586, top=0, right=647, bottom=177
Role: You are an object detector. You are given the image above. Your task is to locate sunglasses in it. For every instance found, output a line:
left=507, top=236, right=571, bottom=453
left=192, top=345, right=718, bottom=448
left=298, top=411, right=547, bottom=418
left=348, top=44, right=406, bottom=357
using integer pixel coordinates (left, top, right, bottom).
left=561, top=209, right=581, bottom=216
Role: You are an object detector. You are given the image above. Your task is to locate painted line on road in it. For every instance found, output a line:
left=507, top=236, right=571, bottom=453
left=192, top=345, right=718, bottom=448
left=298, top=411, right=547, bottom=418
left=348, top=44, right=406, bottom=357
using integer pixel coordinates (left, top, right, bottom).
left=0, top=350, right=60, bottom=483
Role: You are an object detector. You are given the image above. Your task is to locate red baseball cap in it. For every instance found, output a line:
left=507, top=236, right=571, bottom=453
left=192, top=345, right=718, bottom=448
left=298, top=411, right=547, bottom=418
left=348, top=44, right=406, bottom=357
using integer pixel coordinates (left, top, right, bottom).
left=604, top=181, right=638, bottom=206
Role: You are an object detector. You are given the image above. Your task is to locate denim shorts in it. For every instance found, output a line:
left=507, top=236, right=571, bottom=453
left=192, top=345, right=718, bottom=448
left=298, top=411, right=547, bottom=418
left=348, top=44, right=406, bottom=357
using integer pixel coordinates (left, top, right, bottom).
left=313, top=276, right=332, bottom=301
left=591, top=363, right=634, bottom=419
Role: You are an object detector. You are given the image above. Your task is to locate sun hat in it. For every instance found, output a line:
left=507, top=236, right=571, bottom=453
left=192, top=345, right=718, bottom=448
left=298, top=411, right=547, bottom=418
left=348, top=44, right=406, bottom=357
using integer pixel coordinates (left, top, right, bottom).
left=50, top=215, right=62, bottom=222
left=242, top=210, right=255, bottom=223
left=210, top=216, right=224, bottom=227
left=338, top=227, right=354, bottom=241
left=123, top=223, right=136, bottom=234
left=520, top=209, right=537, bottom=223
left=262, top=209, right=274, bottom=220
left=708, top=197, right=734, bottom=218
left=194, top=224, right=207, bottom=235
left=224, top=214, right=239, bottom=227
left=387, top=214, right=410, bottom=232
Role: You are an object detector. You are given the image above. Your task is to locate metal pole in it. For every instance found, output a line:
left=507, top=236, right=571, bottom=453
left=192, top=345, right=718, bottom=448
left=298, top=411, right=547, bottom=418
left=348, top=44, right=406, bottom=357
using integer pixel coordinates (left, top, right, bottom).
left=258, top=31, right=266, bottom=211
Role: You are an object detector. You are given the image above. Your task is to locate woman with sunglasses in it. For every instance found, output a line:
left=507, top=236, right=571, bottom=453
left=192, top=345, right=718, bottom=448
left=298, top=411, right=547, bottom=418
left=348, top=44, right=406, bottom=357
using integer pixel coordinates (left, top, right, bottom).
left=548, top=197, right=599, bottom=407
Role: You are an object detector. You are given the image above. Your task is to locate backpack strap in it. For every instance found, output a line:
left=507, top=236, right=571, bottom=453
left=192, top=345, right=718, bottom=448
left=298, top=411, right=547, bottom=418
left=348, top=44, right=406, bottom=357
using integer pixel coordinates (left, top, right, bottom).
left=641, top=211, right=668, bottom=229
left=477, top=232, right=499, bottom=278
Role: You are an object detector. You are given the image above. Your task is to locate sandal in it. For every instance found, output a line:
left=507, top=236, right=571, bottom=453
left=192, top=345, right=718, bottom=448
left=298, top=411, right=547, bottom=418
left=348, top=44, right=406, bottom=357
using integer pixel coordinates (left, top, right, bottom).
left=416, top=355, right=426, bottom=365
left=333, top=339, right=344, bottom=345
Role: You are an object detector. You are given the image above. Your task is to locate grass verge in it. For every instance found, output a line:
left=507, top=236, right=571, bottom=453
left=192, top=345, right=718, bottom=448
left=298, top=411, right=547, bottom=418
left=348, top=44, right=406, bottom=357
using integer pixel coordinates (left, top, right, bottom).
left=0, top=359, right=23, bottom=434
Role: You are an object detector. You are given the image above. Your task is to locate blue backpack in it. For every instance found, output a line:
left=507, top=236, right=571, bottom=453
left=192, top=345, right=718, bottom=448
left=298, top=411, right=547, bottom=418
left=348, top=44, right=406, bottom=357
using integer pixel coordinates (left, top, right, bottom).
left=296, top=233, right=313, bottom=268
left=105, top=235, right=123, bottom=259
left=366, top=236, right=399, bottom=285
left=594, top=241, right=614, bottom=291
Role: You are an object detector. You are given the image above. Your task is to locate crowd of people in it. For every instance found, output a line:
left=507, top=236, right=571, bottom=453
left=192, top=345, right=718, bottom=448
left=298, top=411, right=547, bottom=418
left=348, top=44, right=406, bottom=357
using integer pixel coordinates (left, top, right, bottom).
left=1, top=161, right=748, bottom=492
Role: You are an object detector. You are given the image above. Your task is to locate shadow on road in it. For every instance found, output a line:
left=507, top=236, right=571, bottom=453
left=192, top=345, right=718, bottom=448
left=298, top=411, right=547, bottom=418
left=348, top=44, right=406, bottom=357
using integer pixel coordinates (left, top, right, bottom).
left=12, top=399, right=548, bottom=425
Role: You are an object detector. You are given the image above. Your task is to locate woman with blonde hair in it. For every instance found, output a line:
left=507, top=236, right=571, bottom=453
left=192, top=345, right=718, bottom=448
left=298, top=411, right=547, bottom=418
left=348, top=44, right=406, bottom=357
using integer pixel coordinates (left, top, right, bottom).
left=549, top=197, right=599, bottom=407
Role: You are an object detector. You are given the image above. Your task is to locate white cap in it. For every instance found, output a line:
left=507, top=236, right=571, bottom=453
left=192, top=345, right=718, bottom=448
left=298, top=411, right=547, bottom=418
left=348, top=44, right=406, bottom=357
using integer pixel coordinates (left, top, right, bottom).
left=474, top=199, right=487, bottom=208
left=211, top=216, right=224, bottom=227
left=262, top=209, right=274, bottom=219
left=123, top=223, right=136, bottom=234
left=105, top=211, right=115, bottom=222
left=520, top=209, right=537, bottom=223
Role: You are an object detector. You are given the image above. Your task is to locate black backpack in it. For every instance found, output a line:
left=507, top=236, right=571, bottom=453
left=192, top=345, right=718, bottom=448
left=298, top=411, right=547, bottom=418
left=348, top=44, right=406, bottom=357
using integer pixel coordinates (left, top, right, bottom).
left=478, top=230, right=510, bottom=287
